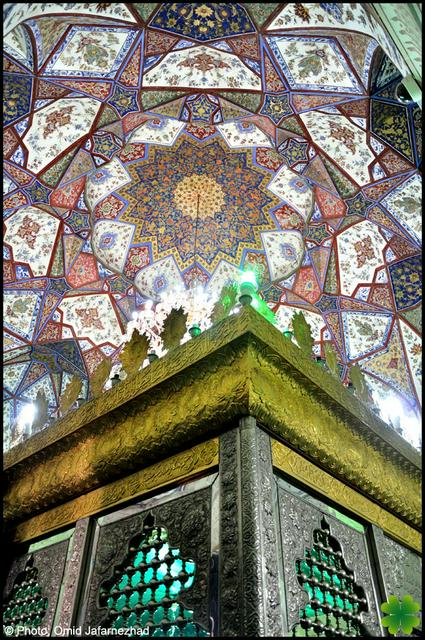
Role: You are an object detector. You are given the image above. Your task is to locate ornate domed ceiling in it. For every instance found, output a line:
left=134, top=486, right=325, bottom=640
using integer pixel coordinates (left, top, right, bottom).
left=3, top=3, right=422, bottom=449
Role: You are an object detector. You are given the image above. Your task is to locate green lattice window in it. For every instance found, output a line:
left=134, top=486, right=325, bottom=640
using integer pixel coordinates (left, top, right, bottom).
left=99, top=514, right=209, bottom=637
left=3, top=556, right=48, bottom=634
left=292, top=518, right=369, bottom=637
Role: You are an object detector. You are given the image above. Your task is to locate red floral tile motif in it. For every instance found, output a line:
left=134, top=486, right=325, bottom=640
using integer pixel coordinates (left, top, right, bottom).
left=51, top=176, right=86, bottom=209
left=255, top=148, right=284, bottom=171
left=122, top=113, right=151, bottom=134
left=38, top=322, right=63, bottom=343
left=354, top=235, right=376, bottom=267
left=67, top=253, right=100, bottom=288
left=75, top=307, right=105, bottom=331
left=94, top=194, right=127, bottom=220
left=292, top=94, right=343, bottom=112
left=315, top=187, right=346, bottom=219
left=389, top=235, right=420, bottom=260
left=56, top=80, right=112, bottom=100
left=182, top=264, right=210, bottom=289
left=118, top=143, right=146, bottom=162
left=119, top=44, right=142, bottom=87
left=380, top=149, right=414, bottom=174
left=264, top=54, right=286, bottom=92
left=123, top=247, right=150, bottom=279
left=4, top=163, right=33, bottom=185
left=274, top=204, right=305, bottom=230
left=186, top=123, right=216, bottom=140
left=4, top=261, right=14, bottom=283
left=229, top=34, right=260, bottom=59
left=4, top=191, right=28, bottom=209
left=83, top=347, right=106, bottom=376
left=368, top=285, right=394, bottom=310
left=16, top=216, right=41, bottom=249
left=3, top=127, right=20, bottom=158
left=144, top=30, right=179, bottom=57
left=293, top=266, right=322, bottom=304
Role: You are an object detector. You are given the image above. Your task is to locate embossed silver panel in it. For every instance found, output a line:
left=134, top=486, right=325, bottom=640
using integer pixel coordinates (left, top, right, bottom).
left=373, top=527, right=422, bottom=634
left=78, top=475, right=215, bottom=634
left=219, top=420, right=283, bottom=637
left=276, top=476, right=383, bottom=636
left=3, top=538, right=70, bottom=635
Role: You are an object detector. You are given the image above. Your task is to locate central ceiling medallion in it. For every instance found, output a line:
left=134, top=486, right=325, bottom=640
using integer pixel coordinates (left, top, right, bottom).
left=86, top=128, right=310, bottom=299
left=173, top=174, right=226, bottom=219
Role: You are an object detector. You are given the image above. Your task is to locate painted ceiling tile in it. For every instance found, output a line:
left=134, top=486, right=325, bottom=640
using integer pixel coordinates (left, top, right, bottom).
left=229, top=33, right=260, bottom=59
left=92, top=220, right=135, bottom=275
left=111, top=135, right=279, bottom=273
left=204, top=261, right=239, bottom=296
left=129, top=117, right=185, bottom=145
left=267, top=165, right=313, bottom=222
left=293, top=265, right=322, bottom=304
left=261, top=231, right=304, bottom=281
left=184, top=93, right=221, bottom=124
left=27, top=18, right=70, bottom=70
left=43, top=26, right=138, bottom=78
left=300, top=111, right=375, bottom=185
left=336, top=220, right=386, bottom=297
left=381, top=174, right=422, bottom=245
left=337, top=32, right=378, bottom=87
left=4, top=362, right=30, bottom=394
left=342, top=311, right=392, bottom=360
left=389, top=255, right=422, bottom=312
left=149, top=3, right=256, bottom=41
left=134, top=254, right=182, bottom=299
left=363, top=343, right=414, bottom=406
left=4, top=207, right=60, bottom=277
left=58, top=294, right=124, bottom=346
left=399, top=318, right=422, bottom=405
left=371, top=100, right=414, bottom=162
left=85, top=157, right=132, bottom=210
left=50, top=79, right=113, bottom=101
left=260, top=93, right=292, bottom=125
left=119, top=43, right=143, bottom=87
left=66, top=252, right=100, bottom=289
left=3, top=25, right=34, bottom=69
left=4, top=3, right=137, bottom=35
left=267, top=36, right=363, bottom=94
left=217, top=121, right=272, bottom=148
left=266, top=2, right=409, bottom=77
left=4, top=291, right=41, bottom=341
left=4, top=74, right=33, bottom=127
left=143, top=45, right=262, bottom=91
left=23, top=98, right=101, bottom=173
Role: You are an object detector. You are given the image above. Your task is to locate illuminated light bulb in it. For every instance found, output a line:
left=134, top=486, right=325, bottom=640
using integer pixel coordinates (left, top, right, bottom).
left=371, top=390, right=421, bottom=450
left=144, top=300, right=154, bottom=311
left=131, top=311, right=139, bottom=320
left=18, top=402, right=36, bottom=432
left=238, top=270, right=258, bottom=306
left=239, top=270, right=258, bottom=290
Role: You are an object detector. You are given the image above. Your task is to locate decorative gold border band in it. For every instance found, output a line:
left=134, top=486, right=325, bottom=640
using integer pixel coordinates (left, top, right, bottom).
left=5, top=308, right=421, bottom=532
left=12, top=438, right=219, bottom=544
left=271, top=439, right=421, bottom=553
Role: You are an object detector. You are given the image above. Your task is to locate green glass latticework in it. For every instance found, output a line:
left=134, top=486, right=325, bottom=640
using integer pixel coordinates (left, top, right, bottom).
left=292, top=517, right=369, bottom=637
left=99, top=514, right=209, bottom=637
left=2, top=557, right=48, bottom=633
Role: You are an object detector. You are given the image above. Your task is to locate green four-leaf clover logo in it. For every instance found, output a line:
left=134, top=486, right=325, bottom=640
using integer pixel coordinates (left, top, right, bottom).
left=381, top=595, right=421, bottom=635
